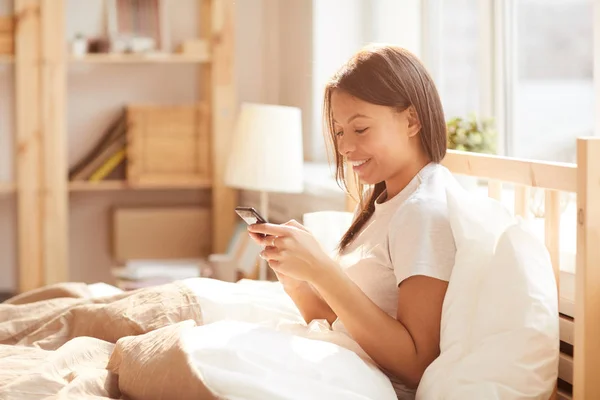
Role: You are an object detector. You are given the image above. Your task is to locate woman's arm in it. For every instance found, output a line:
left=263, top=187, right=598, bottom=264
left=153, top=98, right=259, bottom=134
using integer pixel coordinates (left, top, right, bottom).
left=313, top=260, right=447, bottom=389
left=280, top=280, right=337, bottom=325
left=247, top=214, right=448, bottom=388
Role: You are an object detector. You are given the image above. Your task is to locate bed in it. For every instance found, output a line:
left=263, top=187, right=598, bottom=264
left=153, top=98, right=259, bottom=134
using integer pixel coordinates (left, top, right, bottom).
left=1, top=138, right=598, bottom=400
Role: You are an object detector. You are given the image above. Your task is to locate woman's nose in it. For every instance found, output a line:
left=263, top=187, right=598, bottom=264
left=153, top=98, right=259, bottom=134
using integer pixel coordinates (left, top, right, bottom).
left=337, top=135, right=355, bottom=156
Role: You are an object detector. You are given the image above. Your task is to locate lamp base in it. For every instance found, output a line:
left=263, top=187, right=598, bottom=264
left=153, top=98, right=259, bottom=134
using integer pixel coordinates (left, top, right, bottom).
left=259, top=190, right=269, bottom=281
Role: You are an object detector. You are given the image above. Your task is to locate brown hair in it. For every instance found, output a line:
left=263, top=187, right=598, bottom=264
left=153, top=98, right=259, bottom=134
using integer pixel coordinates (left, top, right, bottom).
left=323, top=44, right=447, bottom=252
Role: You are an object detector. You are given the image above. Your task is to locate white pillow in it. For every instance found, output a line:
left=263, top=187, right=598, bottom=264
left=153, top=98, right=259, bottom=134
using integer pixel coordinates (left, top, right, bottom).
left=439, top=186, right=515, bottom=353
left=417, top=188, right=559, bottom=400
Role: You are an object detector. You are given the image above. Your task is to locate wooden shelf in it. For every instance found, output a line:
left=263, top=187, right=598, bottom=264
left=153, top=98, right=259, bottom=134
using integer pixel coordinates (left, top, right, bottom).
left=69, top=53, right=210, bottom=64
left=9, top=0, right=237, bottom=292
left=68, top=180, right=212, bottom=192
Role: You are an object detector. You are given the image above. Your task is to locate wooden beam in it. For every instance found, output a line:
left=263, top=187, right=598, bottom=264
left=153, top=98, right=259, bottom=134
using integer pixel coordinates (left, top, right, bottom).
left=40, top=0, right=68, bottom=284
left=574, top=137, right=600, bottom=399
left=15, top=0, right=43, bottom=292
left=514, top=185, right=530, bottom=218
left=203, top=0, right=238, bottom=253
left=442, top=150, right=577, bottom=192
left=487, top=180, right=502, bottom=201
left=544, top=189, right=561, bottom=287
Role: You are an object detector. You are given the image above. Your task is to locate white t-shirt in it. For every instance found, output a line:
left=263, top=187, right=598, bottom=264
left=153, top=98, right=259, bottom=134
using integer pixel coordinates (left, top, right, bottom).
left=331, top=162, right=459, bottom=399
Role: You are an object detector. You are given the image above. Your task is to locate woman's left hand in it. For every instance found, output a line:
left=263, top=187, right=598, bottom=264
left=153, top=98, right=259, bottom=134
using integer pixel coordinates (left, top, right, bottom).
left=247, top=220, right=334, bottom=284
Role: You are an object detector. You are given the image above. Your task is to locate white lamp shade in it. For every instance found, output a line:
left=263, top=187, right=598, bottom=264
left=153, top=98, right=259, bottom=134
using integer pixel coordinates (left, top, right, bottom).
left=225, top=103, right=304, bottom=193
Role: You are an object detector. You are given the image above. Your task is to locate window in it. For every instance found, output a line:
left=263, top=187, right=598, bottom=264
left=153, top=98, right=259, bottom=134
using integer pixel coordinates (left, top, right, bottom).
left=510, top=0, right=594, bottom=163
left=307, top=0, right=422, bottom=162
left=437, top=0, right=481, bottom=120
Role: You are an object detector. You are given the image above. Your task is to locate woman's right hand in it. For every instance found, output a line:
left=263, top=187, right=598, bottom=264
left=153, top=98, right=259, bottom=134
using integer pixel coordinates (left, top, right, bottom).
left=249, top=219, right=336, bottom=325
left=249, top=219, right=311, bottom=292
left=271, top=267, right=306, bottom=291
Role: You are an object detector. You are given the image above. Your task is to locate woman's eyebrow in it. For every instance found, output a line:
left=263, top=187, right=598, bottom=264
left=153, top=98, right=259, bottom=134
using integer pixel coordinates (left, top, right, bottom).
left=333, top=113, right=372, bottom=124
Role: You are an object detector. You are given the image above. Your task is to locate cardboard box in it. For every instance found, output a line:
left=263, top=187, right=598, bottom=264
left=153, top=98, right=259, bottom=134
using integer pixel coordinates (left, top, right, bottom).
left=112, top=207, right=212, bottom=262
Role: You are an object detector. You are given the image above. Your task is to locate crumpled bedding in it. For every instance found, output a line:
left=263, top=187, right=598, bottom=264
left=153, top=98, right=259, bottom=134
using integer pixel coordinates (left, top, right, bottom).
left=0, top=278, right=396, bottom=400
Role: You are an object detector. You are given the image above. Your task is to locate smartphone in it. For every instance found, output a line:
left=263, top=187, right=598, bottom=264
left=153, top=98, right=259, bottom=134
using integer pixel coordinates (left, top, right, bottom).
left=235, top=206, right=268, bottom=226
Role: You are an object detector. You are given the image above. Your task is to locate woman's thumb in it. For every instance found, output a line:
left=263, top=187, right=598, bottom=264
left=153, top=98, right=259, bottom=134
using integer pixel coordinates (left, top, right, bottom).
left=284, top=219, right=308, bottom=231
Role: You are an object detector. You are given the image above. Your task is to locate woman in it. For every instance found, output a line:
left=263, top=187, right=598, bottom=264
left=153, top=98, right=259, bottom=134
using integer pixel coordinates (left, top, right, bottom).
left=248, top=44, right=460, bottom=399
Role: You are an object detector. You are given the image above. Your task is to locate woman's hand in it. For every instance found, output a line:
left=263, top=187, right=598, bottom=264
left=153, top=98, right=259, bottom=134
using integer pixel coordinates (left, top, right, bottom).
left=247, top=220, right=334, bottom=285
left=248, top=220, right=306, bottom=290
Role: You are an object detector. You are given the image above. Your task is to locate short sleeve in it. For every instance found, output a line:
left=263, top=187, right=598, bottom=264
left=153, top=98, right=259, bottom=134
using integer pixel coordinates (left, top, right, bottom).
left=388, top=198, right=456, bottom=286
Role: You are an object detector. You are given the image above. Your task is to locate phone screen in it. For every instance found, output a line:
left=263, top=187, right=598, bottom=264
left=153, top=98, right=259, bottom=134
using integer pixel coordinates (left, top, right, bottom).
left=235, top=207, right=267, bottom=226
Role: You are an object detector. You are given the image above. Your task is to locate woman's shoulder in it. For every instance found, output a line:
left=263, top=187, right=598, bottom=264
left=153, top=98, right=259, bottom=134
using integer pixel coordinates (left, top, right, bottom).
left=390, top=195, right=450, bottom=233
left=388, top=165, right=461, bottom=238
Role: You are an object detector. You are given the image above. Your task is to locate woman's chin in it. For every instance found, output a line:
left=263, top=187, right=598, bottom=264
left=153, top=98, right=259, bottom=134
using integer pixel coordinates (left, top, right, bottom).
left=357, top=175, right=378, bottom=186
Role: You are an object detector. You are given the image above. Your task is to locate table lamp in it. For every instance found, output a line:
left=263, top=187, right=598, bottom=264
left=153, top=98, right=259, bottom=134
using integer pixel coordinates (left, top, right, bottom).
left=225, top=102, right=305, bottom=280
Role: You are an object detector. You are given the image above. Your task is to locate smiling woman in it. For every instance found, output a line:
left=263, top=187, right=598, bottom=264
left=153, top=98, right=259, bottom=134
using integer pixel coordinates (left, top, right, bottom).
left=248, top=44, right=463, bottom=399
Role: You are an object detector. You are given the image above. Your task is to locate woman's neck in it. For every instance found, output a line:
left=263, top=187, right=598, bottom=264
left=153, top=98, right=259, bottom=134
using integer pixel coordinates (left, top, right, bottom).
left=383, top=157, right=431, bottom=201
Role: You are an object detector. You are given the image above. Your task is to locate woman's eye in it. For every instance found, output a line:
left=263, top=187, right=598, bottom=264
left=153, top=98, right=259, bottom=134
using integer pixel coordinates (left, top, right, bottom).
left=355, top=128, right=368, bottom=134
left=335, top=130, right=344, bottom=137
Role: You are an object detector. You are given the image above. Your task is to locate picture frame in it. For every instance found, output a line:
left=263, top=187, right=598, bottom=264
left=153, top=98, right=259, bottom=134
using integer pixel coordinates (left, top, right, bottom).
left=105, top=0, right=171, bottom=53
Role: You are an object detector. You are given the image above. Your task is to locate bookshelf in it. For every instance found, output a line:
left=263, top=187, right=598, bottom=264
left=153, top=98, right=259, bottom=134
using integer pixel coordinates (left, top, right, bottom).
left=9, top=0, right=238, bottom=293
left=69, top=53, right=211, bottom=64
left=68, top=180, right=212, bottom=192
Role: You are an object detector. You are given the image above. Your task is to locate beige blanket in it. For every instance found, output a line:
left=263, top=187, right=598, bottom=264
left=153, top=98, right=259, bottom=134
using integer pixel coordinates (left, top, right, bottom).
left=0, top=282, right=219, bottom=400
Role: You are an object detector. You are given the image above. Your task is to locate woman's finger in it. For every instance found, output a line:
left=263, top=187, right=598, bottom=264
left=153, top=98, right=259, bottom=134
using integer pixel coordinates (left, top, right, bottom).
left=261, top=235, right=278, bottom=248
left=248, top=232, right=265, bottom=244
left=283, top=219, right=308, bottom=232
left=248, top=223, right=292, bottom=237
left=261, top=246, right=282, bottom=261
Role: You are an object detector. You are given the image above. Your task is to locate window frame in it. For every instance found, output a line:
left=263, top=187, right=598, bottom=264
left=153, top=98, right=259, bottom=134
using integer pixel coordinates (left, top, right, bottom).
left=422, top=0, right=599, bottom=158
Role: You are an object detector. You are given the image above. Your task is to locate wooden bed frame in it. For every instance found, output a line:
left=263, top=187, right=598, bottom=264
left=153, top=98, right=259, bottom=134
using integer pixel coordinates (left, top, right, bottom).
left=345, top=137, right=600, bottom=400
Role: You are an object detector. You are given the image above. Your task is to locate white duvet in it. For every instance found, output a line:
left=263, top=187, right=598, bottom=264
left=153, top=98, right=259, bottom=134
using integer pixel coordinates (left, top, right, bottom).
left=90, top=278, right=397, bottom=400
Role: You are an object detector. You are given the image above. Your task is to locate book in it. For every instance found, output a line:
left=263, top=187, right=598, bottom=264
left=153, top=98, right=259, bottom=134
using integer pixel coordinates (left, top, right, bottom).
left=69, top=112, right=127, bottom=181
left=89, top=147, right=126, bottom=182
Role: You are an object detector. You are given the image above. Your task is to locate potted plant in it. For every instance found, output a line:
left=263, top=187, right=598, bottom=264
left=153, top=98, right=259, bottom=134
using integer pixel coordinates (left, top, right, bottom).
left=446, top=113, right=497, bottom=190
left=446, top=113, right=497, bottom=154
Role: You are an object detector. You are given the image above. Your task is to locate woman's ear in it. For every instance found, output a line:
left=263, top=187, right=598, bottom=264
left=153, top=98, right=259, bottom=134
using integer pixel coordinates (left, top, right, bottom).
left=406, top=106, right=422, bottom=138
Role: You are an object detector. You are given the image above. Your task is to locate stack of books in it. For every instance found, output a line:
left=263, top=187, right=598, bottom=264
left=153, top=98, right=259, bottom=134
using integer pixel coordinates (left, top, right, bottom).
left=111, top=259, right=211, bottom=290
left=69, top=111, right=127, bottom=182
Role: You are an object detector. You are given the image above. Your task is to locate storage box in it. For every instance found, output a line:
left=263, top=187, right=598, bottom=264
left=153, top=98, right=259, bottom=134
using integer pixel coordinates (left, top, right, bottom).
left=126, top=103, right=211, bottom=186
left=112, top=207, right=212, bottom=262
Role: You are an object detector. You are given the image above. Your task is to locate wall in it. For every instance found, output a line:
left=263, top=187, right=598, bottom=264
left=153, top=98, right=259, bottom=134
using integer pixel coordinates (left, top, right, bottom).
left=280, top=0, right=422, bottom=162
left=596, top=0, right=600, bottom=137
left=278, top=0, right=313, bottom=158
left=0, top=0, right=15, bottom=291
left=0, top=0, right=276, bottom=291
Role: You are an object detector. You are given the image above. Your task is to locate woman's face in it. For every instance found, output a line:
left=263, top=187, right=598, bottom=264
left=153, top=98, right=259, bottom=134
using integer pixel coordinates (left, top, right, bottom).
left=331, top=90, right=423, bottom=190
